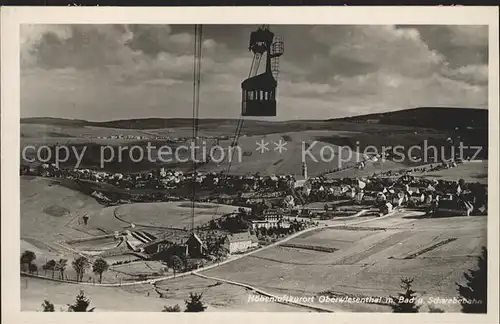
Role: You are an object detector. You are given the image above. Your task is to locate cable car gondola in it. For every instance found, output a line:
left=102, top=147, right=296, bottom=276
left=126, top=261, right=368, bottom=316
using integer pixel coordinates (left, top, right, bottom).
left=241, top=26, right=284, bottom=117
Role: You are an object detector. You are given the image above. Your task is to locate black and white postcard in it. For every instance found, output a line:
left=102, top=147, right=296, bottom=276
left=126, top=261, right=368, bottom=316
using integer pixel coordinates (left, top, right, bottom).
left=1, top=5, right=498, bottom=324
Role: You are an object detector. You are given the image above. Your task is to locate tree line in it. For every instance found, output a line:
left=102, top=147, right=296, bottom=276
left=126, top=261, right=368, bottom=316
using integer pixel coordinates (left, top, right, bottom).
left=21, top=251, right=109, bottom=284
left=40, top=290, right=207, bottom=312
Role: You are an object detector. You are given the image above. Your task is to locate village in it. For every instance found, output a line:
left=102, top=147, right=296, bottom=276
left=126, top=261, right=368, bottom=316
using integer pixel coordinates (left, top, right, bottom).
left=19, top=149, right=488, bottom=283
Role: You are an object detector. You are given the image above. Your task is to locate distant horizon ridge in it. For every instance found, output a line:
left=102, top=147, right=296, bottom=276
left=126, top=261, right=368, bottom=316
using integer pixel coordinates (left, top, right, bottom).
left=21, top=106, right=487, bottom=124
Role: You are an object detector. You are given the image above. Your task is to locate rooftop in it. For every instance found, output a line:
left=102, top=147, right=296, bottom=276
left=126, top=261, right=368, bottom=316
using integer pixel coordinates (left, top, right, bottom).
left=226, top=232, right=258, bottom=243
left=241, top=72, right=277, bottom=90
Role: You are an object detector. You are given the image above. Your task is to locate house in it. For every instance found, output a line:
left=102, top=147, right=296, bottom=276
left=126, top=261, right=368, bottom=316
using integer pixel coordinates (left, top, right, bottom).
left=330, top=187, right=344, bottom=196
left=380, top=202, right=393, bottom=214
left=436, top=199, right=474, bottom=217
left=250, top=208, right=291, bottom=230
left=142, top=232, right=205, bottom=260
left=355, top=191, right=364, bottom=203
left=249, top=220, right=274, bottom=230
left=264, top=209, right=282, bottom=222
left=224, top=232, right=259, bottom=254
left=147, top=241, right=188, bottom=262
left=249, top=217, right=290, bottom=230
left=282, top=195, right=295, bottom=208
left=186, top=233, right=205, bottom=258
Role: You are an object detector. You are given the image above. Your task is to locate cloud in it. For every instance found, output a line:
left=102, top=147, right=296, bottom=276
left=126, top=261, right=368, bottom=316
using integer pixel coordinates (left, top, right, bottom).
left=276, top=69, right=487, bottom=120
left=310, top=26, right=445, bottom=79
left=20, top=25, right=73, bottom=46
left=441, top=64, right=488, bottom=86
left=125, top=25, right=183, bottom=57
left=20, top=24, right=488, bottom=121
left=410, top=25, right=488, bottom=69
left=447, top=26, right=488, bottom=47
left=21, top=25, right=138, bottom=70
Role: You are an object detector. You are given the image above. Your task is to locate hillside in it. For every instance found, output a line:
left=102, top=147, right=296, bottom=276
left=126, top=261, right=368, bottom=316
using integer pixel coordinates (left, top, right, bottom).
left=335, top=107, right=488, bottom=131
left=20, top=117, right=89, bottom=127
left=20, top=107, right=489, bottom=173
left=22, top=107, right=488, bottom=132
left=21, top=117, right=255, bottom=130
left=20, top=176, right=103, bottom=247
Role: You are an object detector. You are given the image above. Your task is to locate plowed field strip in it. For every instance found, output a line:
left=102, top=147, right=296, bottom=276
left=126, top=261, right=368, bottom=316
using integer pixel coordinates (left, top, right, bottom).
left=403, top=238, right=458, bottom=260
left=337, top=231, right=410, bottom=265
left=247, top=254, right=336, bottom=266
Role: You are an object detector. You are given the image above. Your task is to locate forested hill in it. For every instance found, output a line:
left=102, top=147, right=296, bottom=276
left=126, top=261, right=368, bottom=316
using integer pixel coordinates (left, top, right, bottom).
left=334, top=107, right=488, bottom=131
left=22, top=107, right=488, bottom=131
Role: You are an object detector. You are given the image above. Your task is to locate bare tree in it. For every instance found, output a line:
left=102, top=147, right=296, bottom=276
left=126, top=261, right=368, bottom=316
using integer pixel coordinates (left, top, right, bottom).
left=56, top=259, right=68, bottom=280
left=92, top=258, right=109, bottom=284
left=43, top=260, right=56, bottom=278
left=20, top=250, right=36, bottom=273
left=29, top=263, right=39, bottom=275
left=72, top=257, right=90, bottom=282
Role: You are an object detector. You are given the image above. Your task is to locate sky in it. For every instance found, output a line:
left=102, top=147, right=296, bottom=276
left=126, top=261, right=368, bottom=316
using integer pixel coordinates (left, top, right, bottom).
left=20, top=24, right=488, bottom=121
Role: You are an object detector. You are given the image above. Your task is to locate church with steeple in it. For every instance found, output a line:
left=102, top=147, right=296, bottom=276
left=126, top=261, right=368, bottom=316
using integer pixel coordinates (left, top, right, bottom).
left=294, top=161, right=309, bottom=188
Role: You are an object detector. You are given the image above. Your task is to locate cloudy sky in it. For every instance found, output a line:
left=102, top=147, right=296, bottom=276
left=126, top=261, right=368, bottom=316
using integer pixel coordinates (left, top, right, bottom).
left=20, top=24, right=488, bottom=121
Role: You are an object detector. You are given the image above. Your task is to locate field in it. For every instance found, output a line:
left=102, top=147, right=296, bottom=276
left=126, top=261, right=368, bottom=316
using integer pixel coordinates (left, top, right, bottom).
left=21, top=108, right=487, bottom=175
left=113, top=201, right=240, bottom=229
left=21, top=120, right=426, bottom=176
left=325, top=160, right=408, bottom=179
left=203, top=211, right=487, bottom=312
left=20, top=176, right=103, bottom=261
left=194, top=130, right=372, bottom=176
left=416, top=161, right=488, bottom=184
left=21, top=123, right=159, bottom=141
left=59, top=201, right=240, bottom=243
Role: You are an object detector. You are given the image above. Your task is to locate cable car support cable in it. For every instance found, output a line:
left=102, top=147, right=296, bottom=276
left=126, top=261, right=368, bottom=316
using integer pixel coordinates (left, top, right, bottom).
left=191, top=24, right=203, bottom=232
